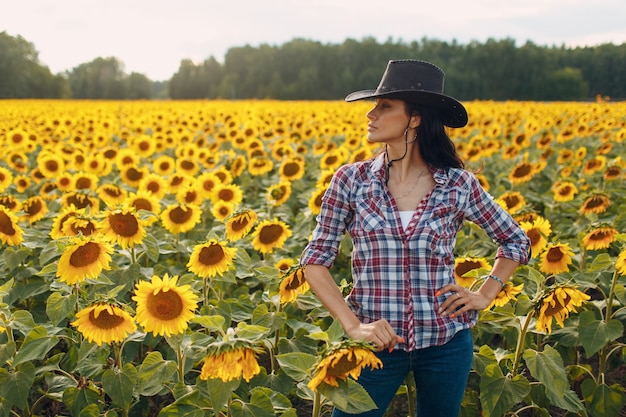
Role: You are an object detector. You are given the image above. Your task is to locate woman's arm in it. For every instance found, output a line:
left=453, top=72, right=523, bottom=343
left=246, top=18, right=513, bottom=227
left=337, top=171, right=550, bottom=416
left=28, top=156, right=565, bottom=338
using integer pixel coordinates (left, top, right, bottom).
left=305, top=264, right=404, bottom=351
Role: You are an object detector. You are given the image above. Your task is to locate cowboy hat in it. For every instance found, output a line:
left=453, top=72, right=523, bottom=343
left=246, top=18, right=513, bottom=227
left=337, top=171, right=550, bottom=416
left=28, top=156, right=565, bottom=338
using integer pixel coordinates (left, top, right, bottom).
left=345, top=59, right=468, bottom=128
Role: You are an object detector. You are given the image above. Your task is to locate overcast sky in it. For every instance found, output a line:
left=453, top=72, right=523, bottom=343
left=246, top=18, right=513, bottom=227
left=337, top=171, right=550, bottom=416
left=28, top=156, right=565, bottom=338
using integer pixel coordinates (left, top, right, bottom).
left=3, top=0, right=626, bottom=81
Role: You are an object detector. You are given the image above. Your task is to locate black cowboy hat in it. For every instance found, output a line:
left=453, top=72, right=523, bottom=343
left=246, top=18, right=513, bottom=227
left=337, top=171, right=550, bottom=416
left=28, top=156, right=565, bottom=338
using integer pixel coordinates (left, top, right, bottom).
left=345, top=59, right=468, bottom=128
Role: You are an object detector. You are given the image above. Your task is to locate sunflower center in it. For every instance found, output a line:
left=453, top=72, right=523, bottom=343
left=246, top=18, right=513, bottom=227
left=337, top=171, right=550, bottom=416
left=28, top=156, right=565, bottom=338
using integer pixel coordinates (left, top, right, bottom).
left=503, top=195, right=520, bottom=209
left=89, top=308, right=125, bottom=329
left=147, top=182, right=161, bottom=194
left=76, top=178, right=93, bottom=189
left=199, top=244, right=225, bottom=266
left=147, top=290, right=184, bottom=320
left=526, top=229, right=541, bottom=245
left=126, top=167, right=144, bottom=182
left=45, top=160, right=59, bottom=172
left=230, top=217, right=250, bottom=232
left=285, top=270, right=305, bottom=290
left=546, top=247, right=564, bottom=263
left=456, top=260, right=482, bottom=277
left=589, top=230, right=610, bottom=241
left=259, top=224, right=283, bottom=244
left=110, top=213, right=140, bottom=237
left=327, top=354, right=357, bottom=376
left=283, top=162, right=300, bottom=177
left=132, top=198, right=152, bottom=212
left=169, top=206, right=193, bottom=224
left=218, top=189, right=234, bottom=201
left=69, top=241, right=102, bottom=268
left=513, top=164, right=532, bottom=177
left=0, top=212, right=17, bottom=236
left=25, top=199, right=43, bottom=215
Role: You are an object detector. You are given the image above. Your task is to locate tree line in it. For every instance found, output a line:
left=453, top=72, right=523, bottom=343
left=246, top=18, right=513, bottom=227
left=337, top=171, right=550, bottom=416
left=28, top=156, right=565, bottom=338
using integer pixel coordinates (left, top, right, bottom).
left=1, top=31, right=625, bottom=101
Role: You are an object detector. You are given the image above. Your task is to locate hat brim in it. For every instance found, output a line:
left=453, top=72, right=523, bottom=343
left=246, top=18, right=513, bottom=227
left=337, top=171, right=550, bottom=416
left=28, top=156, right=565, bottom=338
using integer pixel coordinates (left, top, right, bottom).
left=345, top=89, right=468, bottom=128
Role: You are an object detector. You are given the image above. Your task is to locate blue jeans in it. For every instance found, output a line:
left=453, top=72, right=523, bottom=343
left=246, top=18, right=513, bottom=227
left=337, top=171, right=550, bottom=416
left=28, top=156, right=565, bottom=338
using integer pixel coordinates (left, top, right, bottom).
left=332, top=329, right=473, bottom=417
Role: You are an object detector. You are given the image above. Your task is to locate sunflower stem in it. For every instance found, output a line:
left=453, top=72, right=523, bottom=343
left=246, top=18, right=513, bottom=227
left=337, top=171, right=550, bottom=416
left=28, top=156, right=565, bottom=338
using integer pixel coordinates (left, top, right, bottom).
left=177, top=345, right=185, bottom=384
left=597, top=269, right=619, bottom=379
left=131, top=246, right=137, bottom=264
left=405, top=372, right=417, bottom=417
left=512, top=309, right=535, bottom=376
left=312, top=390, right=322, bottom=417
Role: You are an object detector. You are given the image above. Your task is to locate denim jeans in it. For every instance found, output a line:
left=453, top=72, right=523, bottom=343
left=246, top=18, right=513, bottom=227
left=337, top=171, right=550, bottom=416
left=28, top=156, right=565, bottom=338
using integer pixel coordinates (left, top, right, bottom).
left=332, top=329, right=473, bottom=417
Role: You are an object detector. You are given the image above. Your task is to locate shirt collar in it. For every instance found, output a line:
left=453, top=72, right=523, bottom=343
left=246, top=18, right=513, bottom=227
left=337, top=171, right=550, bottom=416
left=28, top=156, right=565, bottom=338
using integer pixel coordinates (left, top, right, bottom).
left=369, top=153, right=449, bottom=186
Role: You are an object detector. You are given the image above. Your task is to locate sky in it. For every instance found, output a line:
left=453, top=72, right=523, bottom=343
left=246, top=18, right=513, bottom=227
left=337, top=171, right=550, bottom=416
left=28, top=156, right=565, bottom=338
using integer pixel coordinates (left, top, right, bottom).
left=2, top=0, right=626, bottom=81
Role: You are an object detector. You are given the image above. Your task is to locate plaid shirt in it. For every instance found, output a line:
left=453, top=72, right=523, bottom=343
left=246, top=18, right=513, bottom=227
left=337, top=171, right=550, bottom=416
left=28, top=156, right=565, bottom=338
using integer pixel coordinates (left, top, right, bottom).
left=300, top=153, right=530, bottom=351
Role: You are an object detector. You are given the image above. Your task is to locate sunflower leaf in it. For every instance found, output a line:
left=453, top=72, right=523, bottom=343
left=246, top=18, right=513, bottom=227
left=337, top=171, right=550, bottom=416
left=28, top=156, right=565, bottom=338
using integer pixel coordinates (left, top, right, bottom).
left=137, top=351, right=177, bottom=396
left=317, top=378, right=377, bottom=414
left=13, top=326, right=59, bottom=366
left=46, top=291, right=76, bottom=326
left=578, top=310, right=624, bottom=357
left=275, top=352, right=318, bottom=381
left=0, top=362, right=35, bottom=410
left=523, top=345, right=568, bottom=397
left=101, top=363, right=137, bottom=410
left=479, top=363, right=530, bottom=417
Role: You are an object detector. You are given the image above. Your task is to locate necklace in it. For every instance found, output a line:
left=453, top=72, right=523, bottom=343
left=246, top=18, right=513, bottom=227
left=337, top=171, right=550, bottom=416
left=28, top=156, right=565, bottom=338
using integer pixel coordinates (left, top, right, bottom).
left=392, top=167, right=428, bottom=200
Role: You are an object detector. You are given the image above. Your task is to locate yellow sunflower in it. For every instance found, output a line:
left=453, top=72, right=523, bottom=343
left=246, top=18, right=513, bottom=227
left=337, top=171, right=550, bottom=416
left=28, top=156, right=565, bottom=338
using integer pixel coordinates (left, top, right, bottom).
left=248, top=156, right=274, bottom=176
left=552, top=181, right=578, bottom=202
left=308, top=343, right=383, bottom=390
left=73, top=172, right=100, bottom=192
left=120, top=165, right=147, bottom=188
left=210, top=183, right=243, bottom=206
left=520, top=216, right=552, bottom=257
left=37, top=152, right=66, bottom=179
left=539, top=243, right=575, bottom=275
left=97, top=183, right=128, bottom=207
left=176, top=185, right=203, bottom=206
left=485, top=282, right=524, bottom=310
left=200, top=346, right=261, bottom=382
left=498, top=191, right=525, bottom=214
left=56, top=235, right=114, bottom=285
left=0, top=195, right=20, bottom=213
left=152, top=155, right=176, bottom=176
left=0, top=206, right=24, bottom=246
left=99, top=206, right=146, bottom=249
left=187, top=239, right=237, bottom=278
left=603, top=166, right=622, bottom=181
left=71, top=303, right=136, bottom=346
left=616, top=249, right=626, bottom=276
left=579, top=194, right=611, bottom=215
left=251, top=218, right=292, bottom=254
left=211, top=200, right=235, bottom=222
left=581, top=226, right=618, bottom=251
left=308, top=187, right=327, bottom=215
left=21, top=196, right=48, bottom=224
left=14, top=175, right=31, bottom=193
left=160, top=203, right=202, bottom=234
left=132, top=273, right=199, bottom=337
left=279, top=157, right=305, bottom=182
left=225, top=209, right=258, bottom=241
left=267, top=182, right=292, bottom=207
left=536, top=286, right=590, bottom=333
left=454, top=257, right=491, bottom=288
left=61, top=215, right=98, bottom=237
left=0, top=166, right=14, bottom=193
left=278, top=265, right=310, bottom=304
left=138, top=173, right=169, bottom=200
left=274, top=257, right=295, bottom=274
left=508, top=161, right=535, bottom=184
left=582, top=156, right=606, bottom=176
left=125, top=191, right=162, bottom=226
left=61, top=191, right=99, bottom=212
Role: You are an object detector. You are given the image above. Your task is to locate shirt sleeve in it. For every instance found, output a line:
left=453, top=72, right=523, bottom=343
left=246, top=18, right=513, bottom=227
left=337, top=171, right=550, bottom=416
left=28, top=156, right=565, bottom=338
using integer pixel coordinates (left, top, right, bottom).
left=300, top=165, right=354, bottom=268
left=463, top=173, right=531, bottom=265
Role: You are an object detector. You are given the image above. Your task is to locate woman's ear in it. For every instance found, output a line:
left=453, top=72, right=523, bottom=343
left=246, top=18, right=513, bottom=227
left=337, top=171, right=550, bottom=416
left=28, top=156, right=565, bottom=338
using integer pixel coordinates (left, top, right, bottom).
left=410, top=113, right=421, bottom=129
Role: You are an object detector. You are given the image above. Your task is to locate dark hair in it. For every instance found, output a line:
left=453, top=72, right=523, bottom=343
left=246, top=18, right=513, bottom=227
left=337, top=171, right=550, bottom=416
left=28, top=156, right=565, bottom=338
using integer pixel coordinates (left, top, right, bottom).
left=406, top=102, right=464, bottom=169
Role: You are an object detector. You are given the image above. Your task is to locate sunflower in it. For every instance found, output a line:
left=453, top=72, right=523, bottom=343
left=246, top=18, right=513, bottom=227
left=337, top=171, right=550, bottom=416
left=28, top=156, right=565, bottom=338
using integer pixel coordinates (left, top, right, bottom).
left=279, top=265, right=310, bottom=304
left=131, top=134, right=157, bottom=158
left=125, top=190, right=161, bottom=225
left=160, top=203, right=202, bottom=234
left=279, top=157, right=305, bottom=182
left=187, top=239, right=237, bottom=279
left=37, top=152, right=66, bottom=179
left=210, top=183, right=243, bottom=206
left=71, top=303, right=136, bottom=346
left=582, top=156, right=607, bottom=176
left=308, top=343, right=383, bottom=390
left=196, top=172, right=221, bottom=199
left=603, top=165, right=622, bottom=181
left=0, top=195, right=20, bottom=213
left=13, top=175, right=31, bottom=193
left=225, top=209, right=258, bottom=241
left=176, top=158, right=200, bottom=177
left=267, top=181, right=292, bottom=207
left=552, top=181, right=578, bottom=202
left=0, top=166, right=14, bottom=193
left=319, top=149, right=346, bottom=171
left=211, top=200, right=235, bottom=222
left=616, top=249, right=626, bottom=276
left=138, top=173, right=169, bottom=200
left=579, top=194, right=611, bottom=215
left=200, top=346, right=261, bottom=382
left=97, top=183, right=128, bottom=207
left=167, top=173, right=193, bottom=195
left=152, top=155, right=176, bottom=176
left=176, top=185, right=203, bottom=206
left=454, top=257, right=491, bottom=288
left=520, top=216, right=552, bottom=257
left=132, top=273, right=199, bottom=337
left=0, top=206, right=24, bottom=246
left=498, top=191, right=525, bottom=214
left=56, top=235, right=114, bottom=284
left=535, top=286, right=590, bottom=333
left=582, top=226, right=618, bottom=251
left=99, top=206, right=146, bottom=249
left=539, top=243, right=575, bottom=275
left=120, top=165, right=146, bottom=188
left=21, top=196, right=48, bottom=224
left=62, top=215, right=98, bottom=237
left=308, top=187, right=327, bottom=215
left=248, top=156, right=274, bottom=176
left=116, top=148, right=140, bottom=170
left=508, top=161, right=535, bottom=184
left=274, top=257, right=295, bottom=274
left=251, top=218, right=292, bottom=254
left=73, top=172, right=100, bottom=191
left=315, top=169, right=336, bottom=189
left=486, top=282, right=524, bottom=310
left=61, top=191, right=99, bottom=212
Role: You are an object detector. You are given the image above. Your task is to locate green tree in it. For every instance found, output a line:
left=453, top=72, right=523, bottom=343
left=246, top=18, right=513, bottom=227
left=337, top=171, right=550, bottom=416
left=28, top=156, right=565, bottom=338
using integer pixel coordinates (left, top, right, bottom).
left=68, top=57, right=127, bottom=99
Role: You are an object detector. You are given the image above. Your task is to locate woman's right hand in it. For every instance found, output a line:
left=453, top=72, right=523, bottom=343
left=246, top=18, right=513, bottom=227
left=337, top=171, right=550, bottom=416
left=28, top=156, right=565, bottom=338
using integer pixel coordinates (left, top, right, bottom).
left=345, top=320, right=405, bottom=352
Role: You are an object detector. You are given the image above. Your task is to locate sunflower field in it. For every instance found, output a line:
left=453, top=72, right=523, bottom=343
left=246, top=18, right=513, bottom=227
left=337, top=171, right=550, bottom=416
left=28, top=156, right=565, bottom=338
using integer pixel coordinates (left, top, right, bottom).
left=0, top=98, right=625, bottom=417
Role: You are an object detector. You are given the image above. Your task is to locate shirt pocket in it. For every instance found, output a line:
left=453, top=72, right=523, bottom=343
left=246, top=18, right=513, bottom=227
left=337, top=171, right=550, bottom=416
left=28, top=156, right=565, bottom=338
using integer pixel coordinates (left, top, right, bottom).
left=422, top=205, right=458, bottom=238
left=354, top=197, right=387, bottom=234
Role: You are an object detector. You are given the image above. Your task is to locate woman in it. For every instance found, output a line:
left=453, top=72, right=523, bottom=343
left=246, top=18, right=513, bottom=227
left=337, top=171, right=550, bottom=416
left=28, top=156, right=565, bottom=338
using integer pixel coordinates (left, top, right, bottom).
left=300, top=60, right=531, bottom=417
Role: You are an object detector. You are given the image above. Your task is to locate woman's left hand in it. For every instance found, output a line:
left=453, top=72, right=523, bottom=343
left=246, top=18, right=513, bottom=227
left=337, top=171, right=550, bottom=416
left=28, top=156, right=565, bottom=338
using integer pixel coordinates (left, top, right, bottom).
left=435, top=284, right=492, bottom=318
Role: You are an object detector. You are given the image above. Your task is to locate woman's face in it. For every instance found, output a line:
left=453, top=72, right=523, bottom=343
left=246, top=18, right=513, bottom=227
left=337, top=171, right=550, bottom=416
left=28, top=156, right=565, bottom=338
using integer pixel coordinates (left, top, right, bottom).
left=366, top=98, right=417, bottom=144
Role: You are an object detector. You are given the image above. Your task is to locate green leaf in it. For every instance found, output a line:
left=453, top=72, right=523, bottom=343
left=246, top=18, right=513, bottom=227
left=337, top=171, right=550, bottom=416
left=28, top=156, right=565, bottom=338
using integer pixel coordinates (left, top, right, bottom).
left=0, top=362, right=35, bottom=410
left=0, top=341, right=16, bottom=365
left=196, top=377, right=240, bottom=415
left=317, top=378, right=377, bottom=414
left=3, top=246, right=30, bottom=272
left=473, top=344, right=497, bottom=374
left=63, top=385, right=102, bottom=417
left=523, top=345, right=568, bottom=397
left=13, top=326, right=59, bottom=366
left=479, top=364, right=530, bottom=417
left=46, top=291, right=77, bottom=325
left=190, top=315, right=226, bottom=332
left=137, top=351, right=177, bottom=396
left=101, top=363, right=137, bottom=410
left=0, top=278, right=14, bottom=297
left=276, top=352, right=318, bottom=381
left=37, top=261, right=59, bottom=276
left=229, top=387, right=276, bottom=417
left=77, top=404, right=100, bottom=417
left=578, top=310, right=624, bottom=357
left=142, top=233, right=161, bottom=262
left=9, top=309, right=37, bottom=334
left=587, top=383, right=626, bottom=417
left=157, top=404, right=205, bottom=417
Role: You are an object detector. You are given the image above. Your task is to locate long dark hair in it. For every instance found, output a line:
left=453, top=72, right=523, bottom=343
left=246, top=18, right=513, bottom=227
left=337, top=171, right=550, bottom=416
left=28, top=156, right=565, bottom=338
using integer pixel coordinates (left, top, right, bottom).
left=406, top=102, right=464, bottom=169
